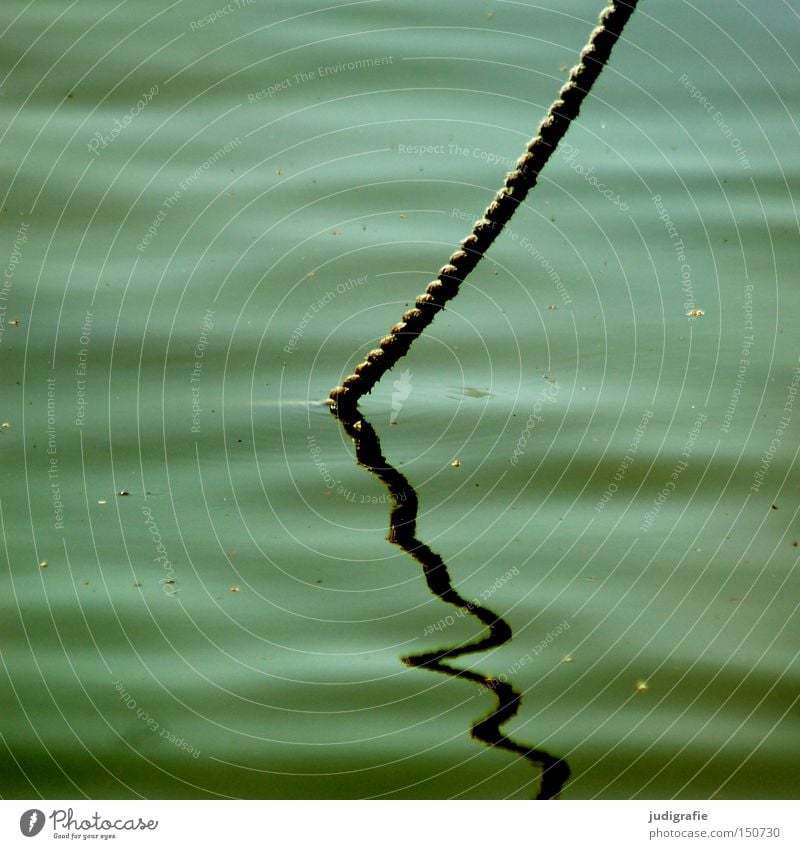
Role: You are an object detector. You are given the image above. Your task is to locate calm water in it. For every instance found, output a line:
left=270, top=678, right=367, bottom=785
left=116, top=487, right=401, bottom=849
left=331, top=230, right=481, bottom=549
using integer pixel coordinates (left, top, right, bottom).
left=2, top=0, right=799, bottom=799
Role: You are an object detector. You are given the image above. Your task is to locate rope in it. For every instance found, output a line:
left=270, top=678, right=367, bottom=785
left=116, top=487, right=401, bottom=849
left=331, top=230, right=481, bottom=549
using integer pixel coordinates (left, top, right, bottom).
left=330, top=0, right=638, bottom=415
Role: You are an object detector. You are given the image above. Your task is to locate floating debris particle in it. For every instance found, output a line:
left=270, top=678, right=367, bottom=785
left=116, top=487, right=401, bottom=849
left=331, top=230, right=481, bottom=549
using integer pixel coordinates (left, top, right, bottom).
left=1, top=422, right=10, bottom=429
left=275, top=167, right=283, bottom=175
left=118, top=491, right=129, bottom=496
left=448, top=386, right=494, bottom=400
left=486, top=11, right=495, bottom=20
left=771, top=504, right=778, bottom=510
left=560, top=65, right=569, bottom=73
left=686, top=309, right=704, bottom=317
left=635, top=680, right=649, bottom=692
left=451, top=459, right=461, bottom=468
left=97, top=499, right=107, bottom=505
left=547, top=304, right=558, bottom=310
left=230, top=585, right=240, bottom=593
left=9, top=319, right=19, bottom=327
left=39, top=561, right=48, bottom=569
left=562, top=655, right=573, bottom=663
left=399, top=213, right=407, bottom=219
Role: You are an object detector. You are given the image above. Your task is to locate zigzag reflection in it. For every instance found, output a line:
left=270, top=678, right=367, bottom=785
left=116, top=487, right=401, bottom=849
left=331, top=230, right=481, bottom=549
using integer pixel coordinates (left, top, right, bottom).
left=331, top=405, right=569, bottom=799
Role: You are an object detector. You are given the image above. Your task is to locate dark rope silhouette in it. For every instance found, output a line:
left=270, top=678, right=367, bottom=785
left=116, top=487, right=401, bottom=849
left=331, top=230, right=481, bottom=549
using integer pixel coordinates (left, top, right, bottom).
left=330, top=0, right=638, bottom=416
left=324, top=0, right=639, bottom=797
left=338, top=410, right=569, bottom=799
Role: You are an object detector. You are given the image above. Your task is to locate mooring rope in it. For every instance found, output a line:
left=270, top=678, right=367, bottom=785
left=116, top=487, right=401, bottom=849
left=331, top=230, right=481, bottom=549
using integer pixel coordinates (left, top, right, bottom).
left=329, top=0, right=638, bottom=415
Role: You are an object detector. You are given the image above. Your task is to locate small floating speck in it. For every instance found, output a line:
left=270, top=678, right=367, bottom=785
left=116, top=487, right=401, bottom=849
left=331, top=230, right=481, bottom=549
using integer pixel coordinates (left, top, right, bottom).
left=562, top=655, right=573, bottom=663
left=9, top=319, right=19, bottom=327
left=230, top=585, right=240, bottom=593
left=486, top=11, right=495, bottom=21
left=451, top=459, right=461, bottom=468
left=1, top=422, right=10, bottom=429
left=547, top=304, right=558, bottom=310
left=117, top=491, right=129, bottom=496
left=771, top=504, right=778, bottom=510
left=686, top=309, right=704, bottom=318
left=635, top=680, right=649, bottom=692
left=97, top=499, right=107, bottom=505
left=39, top=561, right=48, bottom=569
left=274, top=167, right=283, bottom=175
left=399, top=213, right=407, bottom=219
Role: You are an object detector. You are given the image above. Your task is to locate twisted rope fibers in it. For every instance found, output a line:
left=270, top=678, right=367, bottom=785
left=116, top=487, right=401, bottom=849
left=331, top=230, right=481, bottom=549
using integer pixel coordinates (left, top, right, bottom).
left=330, top=0, right=638, bottom=415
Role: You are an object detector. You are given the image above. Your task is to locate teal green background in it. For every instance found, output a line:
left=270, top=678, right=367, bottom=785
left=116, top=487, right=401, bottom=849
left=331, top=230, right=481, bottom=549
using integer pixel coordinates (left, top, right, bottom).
left=1, top=1, right=798, bottom=798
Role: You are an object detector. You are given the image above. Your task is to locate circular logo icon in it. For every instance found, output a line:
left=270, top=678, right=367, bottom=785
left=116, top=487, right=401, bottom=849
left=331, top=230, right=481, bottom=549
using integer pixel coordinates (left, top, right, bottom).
left=19, top=810, right=46, bottom=837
